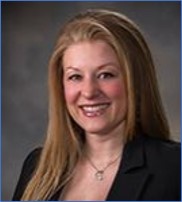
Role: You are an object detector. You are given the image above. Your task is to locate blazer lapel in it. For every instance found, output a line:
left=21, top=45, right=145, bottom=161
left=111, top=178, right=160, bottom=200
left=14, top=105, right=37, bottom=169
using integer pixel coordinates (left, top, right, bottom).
left=106, top=135, right=151, bottom=201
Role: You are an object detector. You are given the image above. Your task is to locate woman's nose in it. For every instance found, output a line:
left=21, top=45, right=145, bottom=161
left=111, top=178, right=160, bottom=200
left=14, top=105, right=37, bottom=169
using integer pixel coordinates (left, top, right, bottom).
left=81, top=78, right=100, bottom=99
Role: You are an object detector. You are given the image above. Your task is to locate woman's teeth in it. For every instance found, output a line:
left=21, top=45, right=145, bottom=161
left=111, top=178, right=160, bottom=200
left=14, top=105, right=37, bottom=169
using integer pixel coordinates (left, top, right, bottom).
left=81, top=104, right=109, bottom=117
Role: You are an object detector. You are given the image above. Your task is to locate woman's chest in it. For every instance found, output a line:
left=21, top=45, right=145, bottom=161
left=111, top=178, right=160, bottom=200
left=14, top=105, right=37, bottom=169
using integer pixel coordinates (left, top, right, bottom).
left=59, top=161, right=119, bottom=201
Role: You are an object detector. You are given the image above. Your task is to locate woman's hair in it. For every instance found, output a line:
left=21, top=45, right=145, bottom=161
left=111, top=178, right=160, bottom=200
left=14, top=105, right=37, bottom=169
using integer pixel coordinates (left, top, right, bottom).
left=21, top=9, right=169, bottom=200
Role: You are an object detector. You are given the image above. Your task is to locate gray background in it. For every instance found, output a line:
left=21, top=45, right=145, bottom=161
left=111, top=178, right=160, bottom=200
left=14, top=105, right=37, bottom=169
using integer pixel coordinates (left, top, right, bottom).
left=2, top=2, right=180, bottom=200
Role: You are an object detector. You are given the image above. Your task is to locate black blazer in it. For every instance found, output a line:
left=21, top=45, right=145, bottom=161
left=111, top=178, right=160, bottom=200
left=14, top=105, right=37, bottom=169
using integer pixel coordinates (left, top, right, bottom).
left=12, top=134, right=181, bottom=201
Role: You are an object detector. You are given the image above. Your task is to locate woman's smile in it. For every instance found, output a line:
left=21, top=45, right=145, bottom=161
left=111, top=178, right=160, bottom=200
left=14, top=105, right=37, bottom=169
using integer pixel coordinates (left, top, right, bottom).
left=79, top=103, right=111, bottom=118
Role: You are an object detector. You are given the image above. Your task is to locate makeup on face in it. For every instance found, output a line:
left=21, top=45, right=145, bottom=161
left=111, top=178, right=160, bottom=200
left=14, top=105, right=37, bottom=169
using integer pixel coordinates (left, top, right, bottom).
left=63, top=40, right=127, bottom=136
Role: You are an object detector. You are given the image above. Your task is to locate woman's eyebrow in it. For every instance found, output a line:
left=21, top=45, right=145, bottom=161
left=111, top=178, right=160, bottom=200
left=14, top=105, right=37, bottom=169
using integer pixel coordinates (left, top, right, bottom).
left=64, top=62, right=119, bottom=73
left=64, top=67, right=81, bottom=72
left=97, top=62, right=119, bottom=69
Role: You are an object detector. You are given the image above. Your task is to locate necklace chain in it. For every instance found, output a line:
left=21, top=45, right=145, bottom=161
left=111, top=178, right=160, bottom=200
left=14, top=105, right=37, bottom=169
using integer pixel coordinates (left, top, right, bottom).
left=86, top=152, right=121, bottom=181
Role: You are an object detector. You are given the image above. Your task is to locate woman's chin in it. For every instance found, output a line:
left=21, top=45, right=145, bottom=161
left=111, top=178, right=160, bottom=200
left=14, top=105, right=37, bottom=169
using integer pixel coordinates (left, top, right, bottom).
left=81, top=124, right=109, bottom=136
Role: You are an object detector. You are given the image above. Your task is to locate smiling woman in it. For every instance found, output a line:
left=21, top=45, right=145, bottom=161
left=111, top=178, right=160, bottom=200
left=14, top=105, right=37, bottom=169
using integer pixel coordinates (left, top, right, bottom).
left=12, top=9, right=180, bottom=201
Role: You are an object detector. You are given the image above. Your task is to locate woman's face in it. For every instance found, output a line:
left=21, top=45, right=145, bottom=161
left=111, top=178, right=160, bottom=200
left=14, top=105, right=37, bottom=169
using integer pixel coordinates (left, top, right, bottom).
left=63, top=40, right=127, bottom=136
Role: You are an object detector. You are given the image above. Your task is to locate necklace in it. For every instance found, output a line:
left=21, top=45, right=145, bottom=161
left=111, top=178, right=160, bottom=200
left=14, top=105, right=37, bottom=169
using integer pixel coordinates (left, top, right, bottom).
left=86, top=152, right=121, bottom=181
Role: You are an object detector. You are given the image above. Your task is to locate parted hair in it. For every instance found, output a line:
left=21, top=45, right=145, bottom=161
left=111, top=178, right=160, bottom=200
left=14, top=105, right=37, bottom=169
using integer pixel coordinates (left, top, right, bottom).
left=21, top=9, right=169, bottom=200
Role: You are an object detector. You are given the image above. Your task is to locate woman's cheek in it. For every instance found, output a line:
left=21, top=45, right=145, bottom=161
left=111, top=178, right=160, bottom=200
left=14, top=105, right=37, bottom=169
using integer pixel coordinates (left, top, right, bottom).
left=64, top=84, right=79, bottom=104
left=104, top=81, right=126, bottom=98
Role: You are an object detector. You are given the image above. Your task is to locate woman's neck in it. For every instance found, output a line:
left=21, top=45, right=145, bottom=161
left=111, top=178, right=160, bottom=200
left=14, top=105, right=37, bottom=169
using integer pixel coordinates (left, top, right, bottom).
left=84, top=123, right=125, bottom=165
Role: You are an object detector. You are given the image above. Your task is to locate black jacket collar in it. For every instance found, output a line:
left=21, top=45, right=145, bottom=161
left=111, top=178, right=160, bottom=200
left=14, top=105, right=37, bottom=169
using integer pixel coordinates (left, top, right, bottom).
left=106, top=134, right=151, bottom=200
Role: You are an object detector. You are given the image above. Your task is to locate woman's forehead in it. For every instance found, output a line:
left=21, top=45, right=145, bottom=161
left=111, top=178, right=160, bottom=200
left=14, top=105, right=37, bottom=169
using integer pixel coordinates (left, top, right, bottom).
left=62, top=40, right=120, bottom=69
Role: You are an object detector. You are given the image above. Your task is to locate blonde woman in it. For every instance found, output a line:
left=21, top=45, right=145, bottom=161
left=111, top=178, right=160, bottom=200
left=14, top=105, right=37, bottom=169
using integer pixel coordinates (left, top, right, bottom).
left=12, top=9, right=180, bottom=201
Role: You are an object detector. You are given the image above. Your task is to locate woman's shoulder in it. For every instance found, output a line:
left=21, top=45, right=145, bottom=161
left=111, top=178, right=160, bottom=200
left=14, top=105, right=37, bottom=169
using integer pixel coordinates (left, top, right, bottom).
left=24, top=147, right=42, bottom=166
left=20, top=147, right=42, bottom=179
left=20, top=147, right=42, bottom=177
left=142, top=135, right=180, bottom=169
left=143, top=135, right=180, bottom=154
left=12, top=147, right=42, bottom=200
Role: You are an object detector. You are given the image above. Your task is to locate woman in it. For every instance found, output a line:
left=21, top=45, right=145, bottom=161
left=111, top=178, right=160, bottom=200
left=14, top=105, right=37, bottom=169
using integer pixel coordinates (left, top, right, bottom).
left=12, top=9, right=180, bottom=201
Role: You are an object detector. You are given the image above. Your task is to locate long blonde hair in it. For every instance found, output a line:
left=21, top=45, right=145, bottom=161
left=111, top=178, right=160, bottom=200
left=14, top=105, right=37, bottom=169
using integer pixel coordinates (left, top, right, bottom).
left=21, top=9, right=169, bottom=200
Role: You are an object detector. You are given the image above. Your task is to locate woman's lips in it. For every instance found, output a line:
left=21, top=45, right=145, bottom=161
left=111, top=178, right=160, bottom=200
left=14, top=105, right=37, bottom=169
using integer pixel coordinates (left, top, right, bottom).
left=79, top=103, right=110, bottom=117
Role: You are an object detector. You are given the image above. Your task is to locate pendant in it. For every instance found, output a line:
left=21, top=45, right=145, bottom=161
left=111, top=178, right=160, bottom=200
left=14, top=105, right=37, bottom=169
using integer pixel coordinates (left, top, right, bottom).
left=95, top=170, right=104, bottom=181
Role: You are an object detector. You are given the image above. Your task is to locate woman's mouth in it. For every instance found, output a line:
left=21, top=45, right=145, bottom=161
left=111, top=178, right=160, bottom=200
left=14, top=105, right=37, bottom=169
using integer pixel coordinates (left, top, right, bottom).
left=80, top=104, right=110, bottom=117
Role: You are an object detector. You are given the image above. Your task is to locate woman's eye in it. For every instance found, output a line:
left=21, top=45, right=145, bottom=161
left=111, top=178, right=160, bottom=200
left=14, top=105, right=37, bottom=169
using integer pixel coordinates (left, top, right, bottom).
left=98, top=72, right=115, bottom=79
left=68, top=74, right=82, bottom=81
